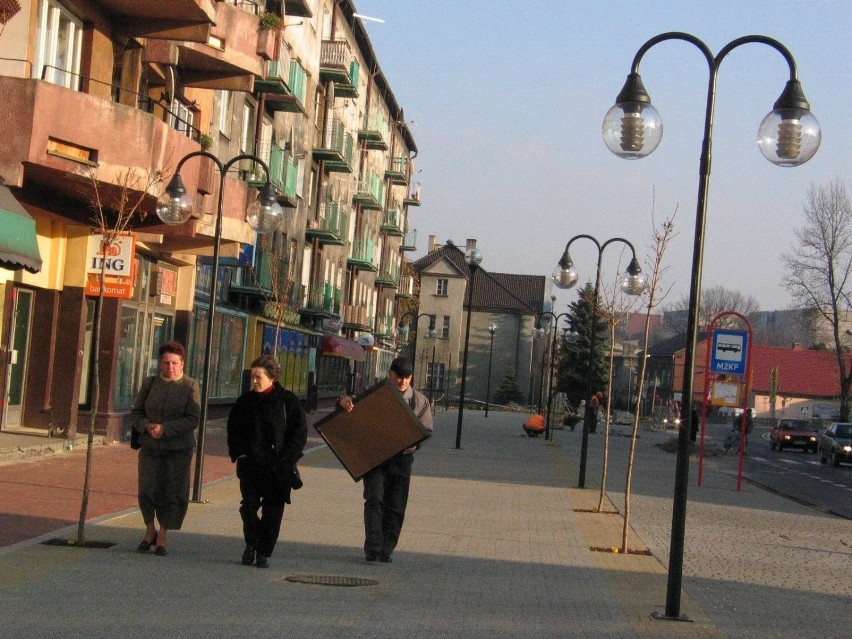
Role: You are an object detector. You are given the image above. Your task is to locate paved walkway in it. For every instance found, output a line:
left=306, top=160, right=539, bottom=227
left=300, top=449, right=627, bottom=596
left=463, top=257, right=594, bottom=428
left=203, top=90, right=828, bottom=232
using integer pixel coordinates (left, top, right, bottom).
left=0, top=410, right=848, bottom=638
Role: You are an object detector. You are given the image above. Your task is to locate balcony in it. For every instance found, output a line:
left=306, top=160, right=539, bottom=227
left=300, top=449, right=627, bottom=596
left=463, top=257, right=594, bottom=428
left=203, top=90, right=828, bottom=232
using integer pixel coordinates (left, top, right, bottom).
left=343, top=305, right=373, bottom=332
left=284, top=0, right=314, bottom=19
left=144, top=2, right=265, bottom=92
left=254, top=45, right=292, bottom=95
left=403, top=183, right=421, bottom=207
left=334, top=60, right=360, bottom=98
left=313, top=118, right=354, bottom=173
left=358, top=111, right=389, bottom=151
left=375, top=314, right=396, bottom=339
left=305, top=202, right=348, bottom=246
left=264, top=60, right=307, bottom=113
left=320, top=40, right=352, bottom=85
left=400, top=229, right=417, bottom=252
left=375, top=262, right=400, bottom=289
left=245, top=141, right=298, bottom=207
left=396, top=275, right=415, bottom=298
left=0, top=77, right=218, bottom=240
left=352, top=171, right=384, bottom=210
left=99, top=0, right=215, bottom=42
left=300, top=281, right=340, bottom=318
left=347, top=236, right=379, bottom=272
left=380, top=208, right=403, bottom=237
left=384, top=156, right=408, bottom=185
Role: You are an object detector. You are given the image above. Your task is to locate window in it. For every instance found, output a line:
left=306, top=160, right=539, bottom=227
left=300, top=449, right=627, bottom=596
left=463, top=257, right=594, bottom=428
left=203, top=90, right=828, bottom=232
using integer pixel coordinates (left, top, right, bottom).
left=427, top=363, right=446, bottom=392
left=436, top=278, right=448, bottom=296
left=170, top=99, right=195, bottom=137
left=240, top=101, right=256, bottom=154
left=442, top=315, right=450, bottom=339
left=34, top=0, right=83, bottom=89
left=217, top=90, right=233, bottom=139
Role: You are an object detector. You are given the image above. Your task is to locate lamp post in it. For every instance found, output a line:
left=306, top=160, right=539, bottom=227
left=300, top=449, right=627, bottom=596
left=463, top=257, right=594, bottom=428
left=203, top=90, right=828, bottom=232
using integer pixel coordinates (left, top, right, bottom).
left=455, top=246, right=483, bottom=449
left=552, top=235, right=645, bottom=488
left=156, top=151, right=285, bottom=503
left=484, top=324, right=497, bottom=417
left=535, top=311, right=570, bottom=440
left=428, top=340, right=437, bottom=405
left=398, top=311, right=435, bottom=377
left=603, top=32, right=820, bottom=621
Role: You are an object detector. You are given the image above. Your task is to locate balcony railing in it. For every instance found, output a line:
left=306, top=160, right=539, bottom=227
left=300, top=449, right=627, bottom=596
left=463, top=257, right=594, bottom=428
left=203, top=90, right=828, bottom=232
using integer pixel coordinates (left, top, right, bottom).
left=384, top=156, right=408, bottom=185
left=359, top=111, right=389, bottom=150
left=306, top=202, right=348, bottom=245
left=380, top=208, right=404, bottom=237
left=313, top=118, right=354, bottom=173
left=403, top=183, right=421, bottom=207
left=352, top=170, right=384, bottom=209
left=400, top=229, right=417, bottom=251
left=376, top=262, right=400, bottom=288
left=264, top=60, right=307, bottom=113
left=347, top=235, right=379, bottom=272
left=375, top=314, right=396, bottom=337
left=343, top=305, right=373, bottom=330
left=320, top=40, right=352, bottom=84
left=246, top=141, right=298, bottom=203
left=304, top=281, right=340, bottom=315
left=397, top=275, right=415, bottom=297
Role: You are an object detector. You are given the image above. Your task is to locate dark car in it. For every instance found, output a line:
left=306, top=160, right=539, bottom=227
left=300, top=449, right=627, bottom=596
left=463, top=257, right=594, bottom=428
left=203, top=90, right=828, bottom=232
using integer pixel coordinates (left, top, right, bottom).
left=769, top=419, right=819, bottom=452
left=818, top=422, right=852, bottom=466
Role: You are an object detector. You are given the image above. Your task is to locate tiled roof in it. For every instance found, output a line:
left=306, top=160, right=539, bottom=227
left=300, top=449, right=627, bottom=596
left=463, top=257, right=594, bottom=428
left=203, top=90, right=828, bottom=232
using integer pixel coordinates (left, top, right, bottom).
left=411, top=244, right=545, bottom=315
left=749, top=345, right=850, bottom=397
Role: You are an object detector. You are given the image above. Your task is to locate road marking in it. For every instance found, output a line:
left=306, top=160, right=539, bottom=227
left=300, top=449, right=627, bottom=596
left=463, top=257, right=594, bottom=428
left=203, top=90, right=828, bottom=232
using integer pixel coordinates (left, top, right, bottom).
left=779, top=459, right=801, bottom=465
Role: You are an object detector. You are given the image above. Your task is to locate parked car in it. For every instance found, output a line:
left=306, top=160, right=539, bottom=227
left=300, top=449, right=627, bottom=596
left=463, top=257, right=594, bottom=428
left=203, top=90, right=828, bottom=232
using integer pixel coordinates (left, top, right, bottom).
left=818, top=422, right=852, bottom=466
left=769, top=419, right=819, bottom=452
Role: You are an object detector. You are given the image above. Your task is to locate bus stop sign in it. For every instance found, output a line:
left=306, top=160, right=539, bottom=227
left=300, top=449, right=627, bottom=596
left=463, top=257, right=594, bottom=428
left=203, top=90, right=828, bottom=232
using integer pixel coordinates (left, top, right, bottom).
left=710, top=329, right=748, bottom=374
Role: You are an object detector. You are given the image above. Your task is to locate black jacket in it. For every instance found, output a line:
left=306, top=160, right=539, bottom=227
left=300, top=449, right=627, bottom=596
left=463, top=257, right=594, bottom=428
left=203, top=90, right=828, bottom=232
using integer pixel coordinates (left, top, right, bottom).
left=226, top=383, right=307, bottom=470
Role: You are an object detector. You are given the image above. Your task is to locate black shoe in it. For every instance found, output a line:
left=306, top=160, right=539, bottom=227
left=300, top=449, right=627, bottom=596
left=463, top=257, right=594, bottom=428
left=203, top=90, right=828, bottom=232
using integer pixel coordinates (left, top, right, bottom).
left=378, top=554, right=393, bottom=563
left=365, top=552, right=378, bottom=562
left=256, top=555, right=269, bottom=569
left=136, top=532, right=157, bottom=552
left=154, top=546, right=168, bottom=557
left=241, top=544, right=256, bottom=566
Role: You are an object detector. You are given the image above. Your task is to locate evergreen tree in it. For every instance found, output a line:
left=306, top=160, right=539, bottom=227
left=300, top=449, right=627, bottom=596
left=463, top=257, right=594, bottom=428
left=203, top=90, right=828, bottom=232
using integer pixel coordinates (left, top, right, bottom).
left=494, top=367, right=524, bottom=405
left=555, top=283, right=609, bottom=406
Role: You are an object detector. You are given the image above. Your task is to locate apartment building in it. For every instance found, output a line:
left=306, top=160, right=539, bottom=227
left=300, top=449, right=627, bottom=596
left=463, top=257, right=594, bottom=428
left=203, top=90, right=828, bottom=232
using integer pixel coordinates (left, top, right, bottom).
left=0, top=0, right=420, bottom=441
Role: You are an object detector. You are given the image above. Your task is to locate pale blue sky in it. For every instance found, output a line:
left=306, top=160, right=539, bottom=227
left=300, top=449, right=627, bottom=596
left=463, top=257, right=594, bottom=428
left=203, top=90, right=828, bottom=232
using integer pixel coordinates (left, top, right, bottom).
left=355, top=0, right=851, bottom=313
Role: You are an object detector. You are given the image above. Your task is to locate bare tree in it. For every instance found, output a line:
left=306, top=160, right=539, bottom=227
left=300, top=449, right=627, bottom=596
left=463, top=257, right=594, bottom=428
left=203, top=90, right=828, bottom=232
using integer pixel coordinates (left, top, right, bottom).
left=783, top=178, right=852, bottom=420
left=75, top=165, right=165, bottom=545
left=595, top=265, right=642, bottom=513
left=622, top=212, right=677, bottom=552
left=254, top=231, right=294, bottom=357
left=663, top=285, right=760, bottom=335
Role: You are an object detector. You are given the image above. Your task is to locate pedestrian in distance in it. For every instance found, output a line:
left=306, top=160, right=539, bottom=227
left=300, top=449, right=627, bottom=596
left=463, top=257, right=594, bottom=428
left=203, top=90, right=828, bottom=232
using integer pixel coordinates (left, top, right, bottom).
left=227, top=355, right=307, bottom=569
left=130, top=340, right=201, bottom=557
left=338, top=356, right=433, bottom=563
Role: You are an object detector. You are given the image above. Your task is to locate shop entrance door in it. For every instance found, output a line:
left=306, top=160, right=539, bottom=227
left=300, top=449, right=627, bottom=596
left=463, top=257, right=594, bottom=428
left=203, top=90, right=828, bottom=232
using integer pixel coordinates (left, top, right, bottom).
left=3, top=288, right=33, bottom=430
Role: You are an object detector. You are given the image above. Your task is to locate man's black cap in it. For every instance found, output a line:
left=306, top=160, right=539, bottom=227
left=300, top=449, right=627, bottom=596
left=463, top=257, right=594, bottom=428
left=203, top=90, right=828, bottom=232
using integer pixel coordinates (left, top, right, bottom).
left=390, top=356, right=413, bottom=378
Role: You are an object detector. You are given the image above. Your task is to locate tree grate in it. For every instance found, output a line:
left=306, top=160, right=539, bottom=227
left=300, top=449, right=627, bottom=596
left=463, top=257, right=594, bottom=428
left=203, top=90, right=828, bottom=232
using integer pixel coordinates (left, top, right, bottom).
left=284, top=574, right=379, bottom=587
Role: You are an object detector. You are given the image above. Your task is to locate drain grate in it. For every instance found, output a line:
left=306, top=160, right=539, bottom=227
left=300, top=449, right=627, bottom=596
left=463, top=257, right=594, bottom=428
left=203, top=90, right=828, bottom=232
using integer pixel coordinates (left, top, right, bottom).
left=284, top=574, right=379, bottom=587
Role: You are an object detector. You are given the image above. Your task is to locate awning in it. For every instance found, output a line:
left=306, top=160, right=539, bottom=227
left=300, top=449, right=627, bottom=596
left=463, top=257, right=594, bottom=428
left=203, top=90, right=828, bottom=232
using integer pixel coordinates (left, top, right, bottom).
left=0, top=185, right=42, bottom=273
left=322, top=334, right=366, bottom=361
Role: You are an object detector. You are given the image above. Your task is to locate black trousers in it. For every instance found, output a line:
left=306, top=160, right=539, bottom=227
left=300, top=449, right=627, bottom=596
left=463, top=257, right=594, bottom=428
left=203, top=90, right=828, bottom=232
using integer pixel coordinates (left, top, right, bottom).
left=362, top=453, right=413, bottom=557
left=237, top=460, right=286, bottom=558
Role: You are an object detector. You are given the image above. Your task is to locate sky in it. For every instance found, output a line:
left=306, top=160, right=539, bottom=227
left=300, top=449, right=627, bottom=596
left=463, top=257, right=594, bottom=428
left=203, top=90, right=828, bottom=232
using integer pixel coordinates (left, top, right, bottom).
left=352, top=0, right=852, bottom=314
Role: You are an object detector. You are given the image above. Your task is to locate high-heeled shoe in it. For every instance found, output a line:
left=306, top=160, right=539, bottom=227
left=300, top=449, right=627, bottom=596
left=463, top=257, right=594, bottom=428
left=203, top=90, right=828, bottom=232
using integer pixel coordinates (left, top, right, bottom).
left=136, top=532, right=157, bottom=552
left=154, top=545, right=168, bottom=556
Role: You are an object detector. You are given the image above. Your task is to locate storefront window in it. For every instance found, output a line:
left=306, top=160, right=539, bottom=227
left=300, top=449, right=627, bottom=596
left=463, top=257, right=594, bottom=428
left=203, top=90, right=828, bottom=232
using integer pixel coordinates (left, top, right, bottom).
left=189, top=304, right=247, bottom=398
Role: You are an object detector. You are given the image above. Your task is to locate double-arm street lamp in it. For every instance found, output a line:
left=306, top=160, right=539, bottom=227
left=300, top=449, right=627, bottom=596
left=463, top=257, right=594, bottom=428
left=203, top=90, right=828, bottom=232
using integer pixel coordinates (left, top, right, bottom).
left=455, top=246, right=483, bottom=449
left=484, top=324, right=497, bottom=418
left=535, top=310, right=570, bottom=440
left=157, top=151, right=285, bottom=503
left=552, top=235, right=645, bottom=487
left=603, top=32, right=820, bottom=621
left=398, top=311, right=435, bottom=364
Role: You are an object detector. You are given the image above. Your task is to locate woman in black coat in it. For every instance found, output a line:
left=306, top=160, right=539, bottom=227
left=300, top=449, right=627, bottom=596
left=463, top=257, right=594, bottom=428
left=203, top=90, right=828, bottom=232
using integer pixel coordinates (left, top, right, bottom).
left=226, top=355, right=307, bottom=569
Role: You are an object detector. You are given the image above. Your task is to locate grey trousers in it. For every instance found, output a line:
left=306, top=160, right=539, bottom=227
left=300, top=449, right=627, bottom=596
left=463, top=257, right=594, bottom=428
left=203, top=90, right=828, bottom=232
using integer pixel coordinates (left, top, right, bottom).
left=138, top=447, right=194, bottom=530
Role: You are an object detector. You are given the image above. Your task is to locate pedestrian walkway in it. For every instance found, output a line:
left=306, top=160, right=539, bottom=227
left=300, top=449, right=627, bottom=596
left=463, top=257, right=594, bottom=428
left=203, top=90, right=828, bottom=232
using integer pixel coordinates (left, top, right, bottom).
left=0, top=410, right=847, bottom=638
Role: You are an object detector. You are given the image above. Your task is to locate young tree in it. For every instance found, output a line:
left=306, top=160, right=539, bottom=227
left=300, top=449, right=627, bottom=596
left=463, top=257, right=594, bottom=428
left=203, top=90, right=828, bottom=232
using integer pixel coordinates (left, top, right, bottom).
left=254, top=230, right=294, bottom=357
left=595, top=269, right=642, bottom=513
left=494, top=367, right=523, bottom=405
left=622, top=212, right=676, bottom=552
left=75, top=165, right=165, bottom=545
left=783, top=178, right=852, bottom=420
left=555, top=283, right=608, bottom=406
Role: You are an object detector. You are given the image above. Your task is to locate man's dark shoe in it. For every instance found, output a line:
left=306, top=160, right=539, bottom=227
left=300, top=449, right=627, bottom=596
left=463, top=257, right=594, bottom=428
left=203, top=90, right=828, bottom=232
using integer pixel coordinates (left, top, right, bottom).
left=378, top=554, right=393, bottom=563
left=365, top=552, right=378, bottom=562
left=256, top=555, right=269, bottom=569
left=242, top=544, right=256, bottom=566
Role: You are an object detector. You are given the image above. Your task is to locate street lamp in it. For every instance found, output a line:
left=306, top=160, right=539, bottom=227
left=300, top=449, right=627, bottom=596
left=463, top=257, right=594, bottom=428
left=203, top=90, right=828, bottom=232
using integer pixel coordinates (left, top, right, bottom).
left=398, top=311, right=435, bottom=364
left=552, top=235, right=645, bottom=488
left=535, top=311, right=570, bottom=440
left=484, top=324, right=497, bottom=418
left=604, top=32, right=820, bottom=621
left=157, top=151, right=284, bottom=502
left=455, top=246, right=483, bottom=449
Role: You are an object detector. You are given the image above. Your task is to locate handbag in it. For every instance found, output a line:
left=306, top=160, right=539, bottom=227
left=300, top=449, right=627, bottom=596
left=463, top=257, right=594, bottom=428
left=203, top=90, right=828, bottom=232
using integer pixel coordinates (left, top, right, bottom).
left=130, top=377, right=155, bottom=450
